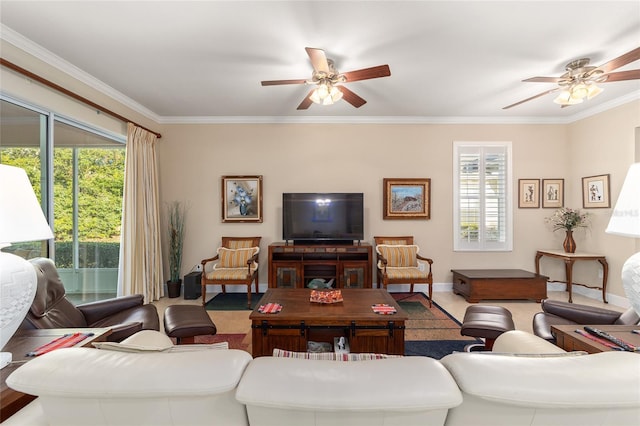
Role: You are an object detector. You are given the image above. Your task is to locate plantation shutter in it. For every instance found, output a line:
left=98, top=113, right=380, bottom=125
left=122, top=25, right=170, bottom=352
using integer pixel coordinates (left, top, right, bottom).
left=453, top=142, right=512, bottom=251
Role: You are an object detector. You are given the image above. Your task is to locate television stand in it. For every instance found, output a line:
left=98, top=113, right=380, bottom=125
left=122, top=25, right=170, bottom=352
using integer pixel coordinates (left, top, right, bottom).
left=288, top=239, right=360, bottom=246
left=268, top=242, right=372, bottom=289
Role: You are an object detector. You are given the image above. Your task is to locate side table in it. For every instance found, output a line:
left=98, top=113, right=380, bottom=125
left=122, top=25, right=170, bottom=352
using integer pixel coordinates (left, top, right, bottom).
left=1, top=327, right=112, bottom=422
left=535, top=250, right=608, bottom=303
left=551, top=325, right=639, bottom=353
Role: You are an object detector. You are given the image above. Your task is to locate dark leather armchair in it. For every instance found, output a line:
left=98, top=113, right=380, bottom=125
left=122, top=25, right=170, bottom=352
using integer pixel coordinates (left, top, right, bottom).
left=20, top=258, right=160, bottom=342
left=533, top=299, right=639, bottom=342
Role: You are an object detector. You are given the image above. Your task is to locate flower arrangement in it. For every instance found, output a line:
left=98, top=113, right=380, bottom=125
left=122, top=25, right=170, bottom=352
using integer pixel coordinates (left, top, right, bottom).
left=545, top=207, right=590, bottom=232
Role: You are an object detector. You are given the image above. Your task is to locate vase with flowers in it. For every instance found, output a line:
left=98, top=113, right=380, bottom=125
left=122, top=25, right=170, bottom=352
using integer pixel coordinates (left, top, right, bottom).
left=545, top=207, right=590, bottom=253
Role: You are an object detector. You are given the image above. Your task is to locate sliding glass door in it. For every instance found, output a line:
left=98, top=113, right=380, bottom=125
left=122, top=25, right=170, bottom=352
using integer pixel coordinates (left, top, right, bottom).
left=0, top=98, right=125, bottom=303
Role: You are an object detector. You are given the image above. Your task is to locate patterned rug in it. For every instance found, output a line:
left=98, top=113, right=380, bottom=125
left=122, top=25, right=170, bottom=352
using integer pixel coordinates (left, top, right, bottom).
left=199, top=292, right=479, bottom=359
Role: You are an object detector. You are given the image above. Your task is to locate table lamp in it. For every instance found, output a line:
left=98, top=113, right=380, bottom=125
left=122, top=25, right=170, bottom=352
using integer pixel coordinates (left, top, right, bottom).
left=605, top=162, right=640, bottom=317
left=0, top=164, right=53, bottom=369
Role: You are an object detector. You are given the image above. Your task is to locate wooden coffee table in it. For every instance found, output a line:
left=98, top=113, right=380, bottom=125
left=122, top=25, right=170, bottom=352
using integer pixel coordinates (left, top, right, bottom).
left=250, top=288, right=408, bottom=357
left=551, top=324, right=640, bottom=354
left=1, top=328, right=112, bottom=422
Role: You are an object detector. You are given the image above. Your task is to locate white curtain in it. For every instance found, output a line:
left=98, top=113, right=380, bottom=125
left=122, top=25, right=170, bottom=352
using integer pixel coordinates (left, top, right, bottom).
left=117, top=123, right=164, bottom=303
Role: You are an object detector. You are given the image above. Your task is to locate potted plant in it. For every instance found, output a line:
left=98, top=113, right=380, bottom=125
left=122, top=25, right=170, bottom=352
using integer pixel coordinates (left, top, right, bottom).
left=167, top=201, right=186, bottom=298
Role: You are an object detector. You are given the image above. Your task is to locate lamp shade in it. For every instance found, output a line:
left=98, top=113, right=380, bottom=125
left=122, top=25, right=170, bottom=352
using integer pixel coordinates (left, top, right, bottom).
left=606, top=163, right=640, bottom=238
left=0, top=165, right=53, bottom=245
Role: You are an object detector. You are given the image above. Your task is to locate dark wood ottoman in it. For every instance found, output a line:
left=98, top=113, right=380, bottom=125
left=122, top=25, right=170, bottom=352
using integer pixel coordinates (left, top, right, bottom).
left=451, top=269, right=548, bottom=303
left=163, top=305, right=217, bottom=344
left=460, top=305, right=515, bottom=350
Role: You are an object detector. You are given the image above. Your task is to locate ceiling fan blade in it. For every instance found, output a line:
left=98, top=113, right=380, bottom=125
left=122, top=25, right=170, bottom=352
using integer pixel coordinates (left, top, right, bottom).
left=343, top=65, right=391, bottom=82
left=603, top=69, right=640, bottom=82
left=338, top=86, right=366, bottom=108
left=598, top=47, right=640, bottom=73
left=305, top=47, right=330, bottom=74
left=522, top=76, right=562, bottom=83
left=296, top=91, right=315, bottom=110
left=502, top=88, right=559, bottom=109
left=261, top=79, right=307, bottom=86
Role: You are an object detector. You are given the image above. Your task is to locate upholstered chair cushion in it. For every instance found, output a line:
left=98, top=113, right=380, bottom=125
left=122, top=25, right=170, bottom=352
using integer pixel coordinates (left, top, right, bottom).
left=376, top=244, right=419, bottom=267
left=227, top=239, right=256, bottom=249
left=215, top=247, right=259, bottom=268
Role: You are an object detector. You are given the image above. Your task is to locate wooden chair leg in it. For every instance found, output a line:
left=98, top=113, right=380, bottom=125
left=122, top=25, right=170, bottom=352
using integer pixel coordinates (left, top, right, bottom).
left=410, top=283, right=414, bottom=293
left=201, top=283, right=207, bottom=306
left=247, top=287, right=252, bottom=308
left=428, top=283, right=433, bottom=307
left=222, top=284, right=227, bottom=294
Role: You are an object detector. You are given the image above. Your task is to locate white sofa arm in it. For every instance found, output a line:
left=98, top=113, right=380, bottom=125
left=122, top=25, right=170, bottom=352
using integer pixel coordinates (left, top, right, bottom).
left=236, top=356, right=462, bottom=426
left=7, top=347, right=252, bottom=426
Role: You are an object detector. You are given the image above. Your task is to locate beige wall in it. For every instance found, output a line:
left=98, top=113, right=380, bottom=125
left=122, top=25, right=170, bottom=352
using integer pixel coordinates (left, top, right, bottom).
left=3, top=40, right=638, bottom=305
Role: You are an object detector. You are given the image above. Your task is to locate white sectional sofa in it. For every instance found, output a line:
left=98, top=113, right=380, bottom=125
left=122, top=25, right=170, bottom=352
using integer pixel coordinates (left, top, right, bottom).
left=4, top=330, right=640, bottom=426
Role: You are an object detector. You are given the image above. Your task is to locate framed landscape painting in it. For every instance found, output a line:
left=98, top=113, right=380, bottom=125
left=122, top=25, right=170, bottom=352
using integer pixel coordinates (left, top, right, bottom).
left=383, top=178, right=431, bottom=220
left=542, top=178, right=564, bottom=208
left=221, top=175, right=263, bottom=222
left=582, top=174, right=610, bottom=208
left=518, top=179, right=540, bottom=208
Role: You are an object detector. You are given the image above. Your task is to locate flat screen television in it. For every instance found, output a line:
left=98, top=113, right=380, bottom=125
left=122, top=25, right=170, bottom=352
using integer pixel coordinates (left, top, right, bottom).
left=282, top=193, right=364, bottom=244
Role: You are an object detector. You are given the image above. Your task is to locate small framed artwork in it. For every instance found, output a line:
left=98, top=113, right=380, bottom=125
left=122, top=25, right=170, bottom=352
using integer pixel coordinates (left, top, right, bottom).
left=518, top=179, right=540, bottom=208
left=383, top=178, right=431, bottom=220
left=221, top=175, right=263, bottom=222
left=542, top=178, right=564, bottom=208
left=582, top=174, right=610, bottom=208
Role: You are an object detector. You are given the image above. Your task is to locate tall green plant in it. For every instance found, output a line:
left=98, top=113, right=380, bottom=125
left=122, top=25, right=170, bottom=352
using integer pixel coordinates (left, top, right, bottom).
left=167, top=201, right=186, bottom=283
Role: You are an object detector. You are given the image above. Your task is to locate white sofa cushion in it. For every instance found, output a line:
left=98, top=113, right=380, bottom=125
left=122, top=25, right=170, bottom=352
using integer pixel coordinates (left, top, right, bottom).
left=440, top=351, right=640, bottom=408
left=7, top=347, right=253, bottom=426
left=236, top=356, right=462, bottom=411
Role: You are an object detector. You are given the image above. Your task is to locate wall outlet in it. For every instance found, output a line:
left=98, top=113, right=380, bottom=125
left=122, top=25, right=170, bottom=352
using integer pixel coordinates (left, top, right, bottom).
left=195, top=264, right=202, bottom=272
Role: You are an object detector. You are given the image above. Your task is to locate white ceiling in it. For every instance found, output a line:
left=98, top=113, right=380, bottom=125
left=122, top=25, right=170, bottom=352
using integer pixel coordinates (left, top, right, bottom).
left=1, top=1, right=639, bottom=124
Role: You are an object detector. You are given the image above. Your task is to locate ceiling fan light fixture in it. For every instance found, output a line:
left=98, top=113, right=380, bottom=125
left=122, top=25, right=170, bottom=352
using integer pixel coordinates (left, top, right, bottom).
left=570, top=83, right=589, bottom=100
left=310, top=81, right=342, bottom=106
left=553, top=89, right=583, bottom=106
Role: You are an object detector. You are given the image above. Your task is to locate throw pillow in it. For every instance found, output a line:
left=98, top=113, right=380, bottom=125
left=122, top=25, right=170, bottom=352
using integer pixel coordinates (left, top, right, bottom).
left=273, top=348, right=400, bottom=361
left=376, top=244, right=419, bottom=267
left=217, top=246, right=259, bottom=268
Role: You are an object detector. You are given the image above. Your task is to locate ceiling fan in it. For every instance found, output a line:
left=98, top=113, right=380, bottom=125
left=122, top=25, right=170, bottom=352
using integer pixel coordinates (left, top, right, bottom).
left=503, top=47, right=640, bottom=109
left=261, top=47, right=391, bottom=110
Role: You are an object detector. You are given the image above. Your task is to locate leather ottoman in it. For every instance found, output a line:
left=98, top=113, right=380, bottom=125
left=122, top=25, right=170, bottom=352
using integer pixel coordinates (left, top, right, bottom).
left=460, top=305, right=515, bottom=350
left=163, top=305, right=217, bottom=344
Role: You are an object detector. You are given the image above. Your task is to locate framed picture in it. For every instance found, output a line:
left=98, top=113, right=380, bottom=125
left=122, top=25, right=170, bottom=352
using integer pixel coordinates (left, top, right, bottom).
left=221, top=175, right=263, bottom=222
left=518, top=179, right=540, bottom=208
left=383, top=178, right=431, bottom=220
left=542, top=178, right=564, bottom=208
left=582, top=174, right=610, bottom=208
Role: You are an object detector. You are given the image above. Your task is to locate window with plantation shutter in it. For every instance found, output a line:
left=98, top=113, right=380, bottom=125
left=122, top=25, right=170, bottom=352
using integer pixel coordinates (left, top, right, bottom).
left=453, top=142, right=513, bottom=251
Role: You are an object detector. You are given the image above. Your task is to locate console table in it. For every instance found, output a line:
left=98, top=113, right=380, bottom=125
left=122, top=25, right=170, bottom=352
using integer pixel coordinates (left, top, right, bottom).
left=268, top=242, right=372, bottom=289
left=1, top=327, right=112, bottom=422
left=535, top=250, right=608, bottom=303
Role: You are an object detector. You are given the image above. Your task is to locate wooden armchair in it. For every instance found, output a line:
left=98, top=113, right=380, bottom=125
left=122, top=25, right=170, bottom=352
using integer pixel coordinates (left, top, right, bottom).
left=201, top=237, right=261, bottom=308
left=373, top=236, right=434, bottom=307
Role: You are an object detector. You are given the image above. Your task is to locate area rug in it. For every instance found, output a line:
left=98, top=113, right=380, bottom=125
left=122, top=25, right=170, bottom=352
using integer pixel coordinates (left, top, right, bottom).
left=391, top=292, right=480, bottom=359
left=205, top=292, right=264, bottom=311
left=202, top=291, right=480, bottom=359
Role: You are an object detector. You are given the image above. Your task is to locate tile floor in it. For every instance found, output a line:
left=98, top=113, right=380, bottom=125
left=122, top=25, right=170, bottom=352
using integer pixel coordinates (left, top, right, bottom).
left=153, top=288, right=623, bottom=336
